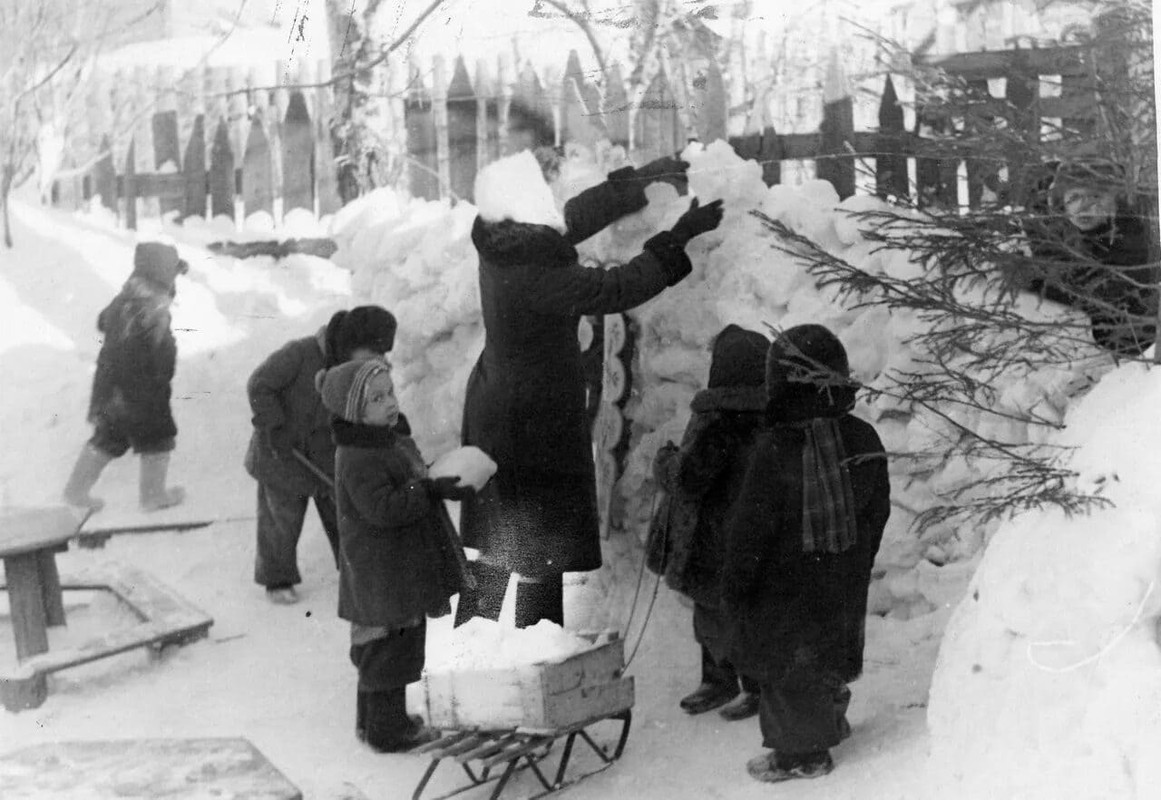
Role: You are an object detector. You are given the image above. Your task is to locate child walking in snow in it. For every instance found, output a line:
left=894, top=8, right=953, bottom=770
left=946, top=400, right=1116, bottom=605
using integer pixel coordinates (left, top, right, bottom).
left=316, top=358, right=471, bottom=753
left=648, top=324, right=769, bottom=721
left=62, top=239, right=189, bottom=513
left=720, top=324, right=890, bottom=784
left=245, top=305, right=398, bottom=605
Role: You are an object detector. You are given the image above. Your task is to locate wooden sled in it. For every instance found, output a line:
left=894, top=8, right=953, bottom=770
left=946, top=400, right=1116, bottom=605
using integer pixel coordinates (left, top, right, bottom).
left=411, top=709, right=632, bottom=800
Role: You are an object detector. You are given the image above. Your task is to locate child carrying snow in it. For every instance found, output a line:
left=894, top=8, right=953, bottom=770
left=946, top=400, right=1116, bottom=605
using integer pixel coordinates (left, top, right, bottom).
left=316, top=358, right=472, bottom=753
left=62, top=239, right=188, bottom=513
left=647, top=324, right=769, bottom=721
left=720, top=324, right=891, bottom=784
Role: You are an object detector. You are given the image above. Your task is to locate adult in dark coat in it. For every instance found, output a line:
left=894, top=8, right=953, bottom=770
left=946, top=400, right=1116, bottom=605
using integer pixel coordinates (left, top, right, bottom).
left=318, top=358, right=468, bottom=753
left=1023, top=159, right=1158, bottom=357
left=649, top=324, right=769, bottom=720
left=720, top=325, right=891, bottom=784
left=456, top=149, right=724, bottom=629
left=63, top=240, right=189, bottom=513
left=244, top=305, right=397, bottom=604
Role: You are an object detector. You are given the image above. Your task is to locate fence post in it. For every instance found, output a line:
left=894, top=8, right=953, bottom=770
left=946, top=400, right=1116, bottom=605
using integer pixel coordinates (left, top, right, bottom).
left=475, top=59, right=497, bottom=170
left=93, top=135, right=117, bottom=214
left=282, top=90, right=315, bottom=214
left=209, top=119, right=235, bottom=224
left=817, top=50, right=855, bottom=200
left=695, top=57, right=728, bottom=144
left=447, top=56, right=478, bottom=202
left=313, top=57, right=342, bottom=214
left=511, top=61, right=554, bottom=150
left=432, top=56, right=452, bottom=201
left=123, top=138, right=138, bottom=231
left=405, top=58, right=439, bottom=201
left=876, top=75, right=909, bottom=201
left=152, top=65, right=182, bottom=218
left=634, top=67, right=680, bottom=163
left=603, top=63, right=630, bottom=149
left=495, top=53, right=512, bottom=155
left=242, top=109, right=275, bottom=218
left=1004, top=54, right=1039, bottom=206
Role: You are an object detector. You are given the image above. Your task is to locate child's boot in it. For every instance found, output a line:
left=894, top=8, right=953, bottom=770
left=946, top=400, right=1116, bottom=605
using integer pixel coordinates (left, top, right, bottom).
left=62, top=443, right=113, bottom=512
left=364, top=687, right=438, bottom=753
left=139, top=452, right=185, bottom=511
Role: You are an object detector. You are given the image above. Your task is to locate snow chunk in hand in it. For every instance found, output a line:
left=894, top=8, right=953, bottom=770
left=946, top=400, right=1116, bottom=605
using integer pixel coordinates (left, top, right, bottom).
left=429, top=446, right=497, bottom=490
left=474, top=150, right=565, bottom=230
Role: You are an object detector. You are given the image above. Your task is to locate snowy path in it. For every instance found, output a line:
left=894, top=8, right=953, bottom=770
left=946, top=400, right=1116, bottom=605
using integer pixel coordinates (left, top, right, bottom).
left=0, top=198, right=943, bottom=798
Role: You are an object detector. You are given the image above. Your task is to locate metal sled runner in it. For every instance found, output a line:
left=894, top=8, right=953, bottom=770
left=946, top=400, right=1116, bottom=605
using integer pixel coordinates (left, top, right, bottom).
left=411, top=709, right=632, bottom=800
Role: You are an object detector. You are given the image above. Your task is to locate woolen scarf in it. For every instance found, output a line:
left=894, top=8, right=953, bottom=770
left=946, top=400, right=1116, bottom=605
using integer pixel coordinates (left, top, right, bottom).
left=789, top=417, right=859, bottom=554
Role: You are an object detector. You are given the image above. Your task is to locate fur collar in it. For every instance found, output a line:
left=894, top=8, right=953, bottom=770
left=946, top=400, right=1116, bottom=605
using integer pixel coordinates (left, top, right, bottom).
left=471, top=215, right=577, bottom=268
left=690, top=386, right=768, bottom=414
left=332, top=418, right=398, bottom=448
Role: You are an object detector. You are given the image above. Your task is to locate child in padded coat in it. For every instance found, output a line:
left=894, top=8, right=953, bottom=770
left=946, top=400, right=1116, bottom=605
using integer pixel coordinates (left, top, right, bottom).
left=316, top=358, right=472, bottom=753
left=720, top=324, right=890, bottom=784
left=648, top=324, right=769, bottom=722
left=63, top=239, right=189, bottom=513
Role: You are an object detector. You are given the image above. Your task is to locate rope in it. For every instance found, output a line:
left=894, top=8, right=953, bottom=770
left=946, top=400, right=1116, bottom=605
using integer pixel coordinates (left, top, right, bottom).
left=620, top=489, right=664, bottom=671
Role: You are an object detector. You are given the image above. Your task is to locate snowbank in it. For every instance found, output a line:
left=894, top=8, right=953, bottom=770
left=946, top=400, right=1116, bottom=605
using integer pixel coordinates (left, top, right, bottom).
left=331, top=140, right=1095, bottom=620
left=927, top=362, right=1161, bottom=799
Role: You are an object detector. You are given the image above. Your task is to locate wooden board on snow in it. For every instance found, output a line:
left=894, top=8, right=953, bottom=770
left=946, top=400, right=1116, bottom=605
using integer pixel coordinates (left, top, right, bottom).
left=421, top=637, right=635, bottom=732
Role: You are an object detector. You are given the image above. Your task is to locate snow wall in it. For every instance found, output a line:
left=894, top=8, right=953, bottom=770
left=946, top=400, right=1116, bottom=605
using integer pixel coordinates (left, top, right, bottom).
left=328, top=140, right=1093, bottom=622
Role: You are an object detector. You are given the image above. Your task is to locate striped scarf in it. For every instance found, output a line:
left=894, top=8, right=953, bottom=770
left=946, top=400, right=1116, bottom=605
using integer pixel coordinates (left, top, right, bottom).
left=797, top=417, right=859, bottom=555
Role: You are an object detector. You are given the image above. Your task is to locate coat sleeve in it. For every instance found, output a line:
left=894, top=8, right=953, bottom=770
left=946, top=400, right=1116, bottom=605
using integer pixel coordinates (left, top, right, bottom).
left=675, top=415, right=734, bottom=499
left=562, top=168, right=648, bottom=245
left=720, top=437, right=781, bottom=606
left=247, top=342, right=305, bottom=431
left=344, top=457, right=435, bottom=529
left=521, top=247, right=679, bottom=317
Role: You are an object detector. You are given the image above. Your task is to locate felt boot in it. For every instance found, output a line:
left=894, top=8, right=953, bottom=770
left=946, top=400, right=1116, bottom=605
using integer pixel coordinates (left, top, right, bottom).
left=62, top=443, right=112, bottom=512
left=139, top=452, right=185, bottom=511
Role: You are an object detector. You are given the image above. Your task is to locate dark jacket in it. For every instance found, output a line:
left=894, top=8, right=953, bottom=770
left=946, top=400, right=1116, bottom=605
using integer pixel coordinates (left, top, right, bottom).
left=1027, top=209, right=1158, bottom=356
left=720, top=329, right=891, bottom=684
left=88, top=283, right=178, bottom=445
left=460, top=169, right=692, bottom=571
left=333, top=420, right=463, bottom=627
left=244, top=328, right=333, bottom=495
left=648, top=325, right=769, bottom=606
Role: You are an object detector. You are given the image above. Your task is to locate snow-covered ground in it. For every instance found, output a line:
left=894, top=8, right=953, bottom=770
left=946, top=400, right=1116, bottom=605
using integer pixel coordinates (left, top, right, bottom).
left=1, top=145, right=1159, bottom=799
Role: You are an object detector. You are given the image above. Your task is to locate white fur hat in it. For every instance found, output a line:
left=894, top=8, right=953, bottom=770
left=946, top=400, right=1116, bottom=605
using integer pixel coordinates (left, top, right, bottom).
left=473, top=150, right=566, bottom=230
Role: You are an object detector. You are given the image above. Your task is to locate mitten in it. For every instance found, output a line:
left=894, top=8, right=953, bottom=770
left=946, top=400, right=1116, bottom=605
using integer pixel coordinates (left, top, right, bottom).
left=632, top=155, right=690, bottom=193
left=265, top=427, right=295, bottom=460
left=670, top=197, right=725, bottom=246
left=422, top=476, right=476, bottom=502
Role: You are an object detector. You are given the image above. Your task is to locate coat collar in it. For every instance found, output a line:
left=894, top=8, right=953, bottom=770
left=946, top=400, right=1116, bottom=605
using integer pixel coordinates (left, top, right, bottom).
left=690, top=385, right=768, bottom=414
left=471, top=215, right=577, bottom=267
left=332, top=418, right=398, bottom=448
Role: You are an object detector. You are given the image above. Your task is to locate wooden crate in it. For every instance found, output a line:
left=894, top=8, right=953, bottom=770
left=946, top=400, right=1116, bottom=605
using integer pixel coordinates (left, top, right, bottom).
left=421, top=637, right=635, bottom=731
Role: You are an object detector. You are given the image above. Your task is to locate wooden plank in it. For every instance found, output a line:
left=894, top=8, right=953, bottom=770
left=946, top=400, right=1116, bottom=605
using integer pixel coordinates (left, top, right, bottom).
left=817, top=52, right=855, bottom=200
left=446, top=56, right=478, bottom=202
left=0, top=738, right=302, bottom=799
left=603, top=63, right=630, bottom=148
left=182, top=115, right=208, bottom=219
left=314, top=58, right=342, bottom=214
left=876, top=76, right=909, bottom=200
left=208, top=119, right=235, bottom=222
left=698, top=58, right=728, bottom=144
left=123, top=138, right=138, bottom=230
left=93, top=136, right=117, bottom=213
left=510, top=62, right=555, bottom=151
left=242, top=117, right=274, bottom=217
left=914, top=46, right=1088, bottom=80
left=432, top=56, right=451, bottom=200
left=634, top=68, right=679, bottom=161
left=1005, top=65, right=1039, bottom=206
left=281, top=92, right=314, bottom=214
left=133, top=173, right=187, bottom=202
left=404, top=62, right=440, bottom=201
left=151, top=109, right=182, bottom=217
left=755, top=123, right=783, bottom=188
left=4, top=554, right=50, bottom=661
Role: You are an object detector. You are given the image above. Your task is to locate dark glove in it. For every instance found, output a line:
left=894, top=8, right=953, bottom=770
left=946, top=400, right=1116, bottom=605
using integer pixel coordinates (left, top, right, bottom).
left=632, top=155, right=690, bottom=194
left=422, top=476, right=476, bottom=503
left=670, top=197, right=724, bottom=246
left=265, top=427, right=295, bottom=461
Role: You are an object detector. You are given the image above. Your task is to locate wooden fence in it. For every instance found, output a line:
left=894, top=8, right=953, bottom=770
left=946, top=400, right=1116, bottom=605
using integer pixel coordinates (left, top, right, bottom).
left=52, top=44, right=1135, bottom=228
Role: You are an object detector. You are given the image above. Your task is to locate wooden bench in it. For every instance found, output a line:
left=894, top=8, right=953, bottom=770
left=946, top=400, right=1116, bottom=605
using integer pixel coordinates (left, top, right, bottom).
left=0, top=737, right=302, bottom=799
left=1, top=506, right=213, bottom=711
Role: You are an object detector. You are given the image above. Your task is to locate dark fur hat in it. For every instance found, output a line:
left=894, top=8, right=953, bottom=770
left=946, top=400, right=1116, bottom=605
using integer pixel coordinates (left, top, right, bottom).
left=324, top=305, right=397, bottom=366
left=132, top=240, right=189, bottom=293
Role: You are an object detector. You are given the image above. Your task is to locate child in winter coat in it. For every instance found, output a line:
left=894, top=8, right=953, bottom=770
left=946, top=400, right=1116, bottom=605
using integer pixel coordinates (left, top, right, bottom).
left=648, top=324, right=769, bottom=721
left=62, top=240, right=189, bottom=513
left=720, top=324, right=890, bottom=784
left=245, top=305, right=397, bottom=605
left=316, top=358, right=471, bottom=753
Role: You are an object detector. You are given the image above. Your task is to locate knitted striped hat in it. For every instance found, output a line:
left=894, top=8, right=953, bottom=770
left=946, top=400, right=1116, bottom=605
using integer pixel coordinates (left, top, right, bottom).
left=315, top=358, right=391, bottom=423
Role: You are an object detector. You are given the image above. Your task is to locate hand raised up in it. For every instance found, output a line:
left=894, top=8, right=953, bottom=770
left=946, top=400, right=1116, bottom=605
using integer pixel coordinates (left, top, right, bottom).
left=670, top=198, right=725, bottom=245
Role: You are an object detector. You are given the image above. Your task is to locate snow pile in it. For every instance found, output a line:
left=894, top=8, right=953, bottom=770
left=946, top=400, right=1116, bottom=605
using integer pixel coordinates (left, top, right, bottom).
left=927, top=361, right=1161, bottom=800
left=330, top=140, right=1095, bottom=619
left=425, top=618, right=595, bottom=672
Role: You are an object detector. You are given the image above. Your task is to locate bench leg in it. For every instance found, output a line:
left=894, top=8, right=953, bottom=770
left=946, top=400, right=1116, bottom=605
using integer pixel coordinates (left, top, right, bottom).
left=0, top=672, right=48, bottom=712
left=4, top=554, right=50, bottom=660
left=38, top=550, right=67, bottom=627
